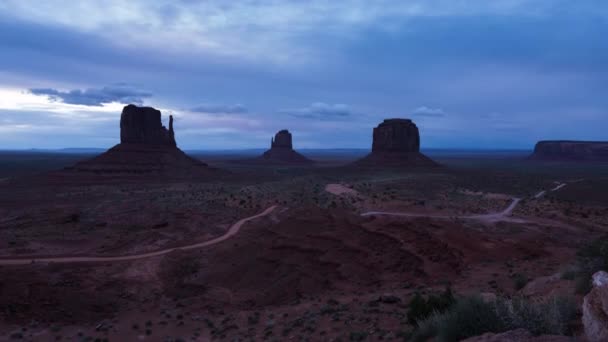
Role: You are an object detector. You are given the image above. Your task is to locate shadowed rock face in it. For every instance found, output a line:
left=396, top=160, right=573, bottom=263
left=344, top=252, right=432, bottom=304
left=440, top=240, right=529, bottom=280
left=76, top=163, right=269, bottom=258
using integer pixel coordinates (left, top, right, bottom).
left=355, top=118, right=437, bottom=167
left=271, top=130, right=293, bottom=149
left=372, top=119, right=420, bottom=153
left=531, top=141, right=608, bottom=162
left=120, top=104, right=176, bottom=147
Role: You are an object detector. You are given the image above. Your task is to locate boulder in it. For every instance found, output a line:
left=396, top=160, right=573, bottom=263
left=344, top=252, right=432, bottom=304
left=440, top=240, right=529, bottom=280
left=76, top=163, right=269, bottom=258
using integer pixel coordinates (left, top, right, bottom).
left=354, top=118, right=437, bottom=167
left=583, top=271, right=608, bottom=342
left=531, top=141, right=608, bottom=162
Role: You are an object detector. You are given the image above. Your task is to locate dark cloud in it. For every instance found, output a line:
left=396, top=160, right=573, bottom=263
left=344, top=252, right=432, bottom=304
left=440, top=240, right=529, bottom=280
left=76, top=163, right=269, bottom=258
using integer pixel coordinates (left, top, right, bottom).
left=29, top=84, right=152, bottom=106
left=281, top=102, right=353, bottom=120
left=190, top=104, right=247, bottom=114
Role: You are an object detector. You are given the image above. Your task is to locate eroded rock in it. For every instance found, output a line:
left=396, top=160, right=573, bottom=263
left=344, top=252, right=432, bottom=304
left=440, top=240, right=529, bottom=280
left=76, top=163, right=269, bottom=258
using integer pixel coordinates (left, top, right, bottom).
left=355, top=118, right=437, bottom=167
left=583, top=271, right=608, bottom=342
left=120, top=104, right=176, bottom=146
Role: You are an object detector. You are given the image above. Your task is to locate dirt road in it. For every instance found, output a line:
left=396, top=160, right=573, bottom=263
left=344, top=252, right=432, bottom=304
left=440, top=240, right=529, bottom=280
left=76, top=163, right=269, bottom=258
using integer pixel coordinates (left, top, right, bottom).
left=0, top=206, right=277, bottom=265
left=361, top=182, right=569, bottom=224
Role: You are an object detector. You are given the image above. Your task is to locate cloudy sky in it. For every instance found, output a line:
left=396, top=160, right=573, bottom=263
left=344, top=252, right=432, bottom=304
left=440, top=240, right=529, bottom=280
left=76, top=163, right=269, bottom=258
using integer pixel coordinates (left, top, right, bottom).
left=1, top=1, right=606, bottom=150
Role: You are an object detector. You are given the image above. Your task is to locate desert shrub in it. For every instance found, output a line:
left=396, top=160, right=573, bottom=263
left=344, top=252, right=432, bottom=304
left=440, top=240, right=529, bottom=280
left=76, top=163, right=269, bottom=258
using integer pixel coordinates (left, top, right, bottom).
left=410, top=295, right=577, bottom=342
left=577, top=235, right=608, bottom=270
left=437, top=296, right=507, bottom=341
left=573, top=235, right=608, bottom=294
left=498, top=297, right=576, bottom=336
left=407, top=287, right=455, bottom=325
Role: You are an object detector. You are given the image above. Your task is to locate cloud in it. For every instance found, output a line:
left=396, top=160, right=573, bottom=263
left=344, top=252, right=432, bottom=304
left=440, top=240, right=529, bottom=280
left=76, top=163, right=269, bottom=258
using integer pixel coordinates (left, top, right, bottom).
left=412, top=106, right=445, bottom=117
left=281, top=102, right=353, bottom=120
left=28, top=84, right=152, bottom=106
left=190, top=103, right=247, bottom=114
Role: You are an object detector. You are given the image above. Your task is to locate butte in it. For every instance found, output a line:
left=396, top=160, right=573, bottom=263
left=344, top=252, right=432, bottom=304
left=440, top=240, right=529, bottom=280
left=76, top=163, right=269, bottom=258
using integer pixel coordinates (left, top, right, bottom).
left=67, top=104, right=217, bottom=178
left=354, top=118, right=438, bottom=167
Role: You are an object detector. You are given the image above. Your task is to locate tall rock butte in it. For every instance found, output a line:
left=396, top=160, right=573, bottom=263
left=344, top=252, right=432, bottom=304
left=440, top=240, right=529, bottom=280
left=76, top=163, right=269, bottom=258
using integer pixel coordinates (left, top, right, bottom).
left=71, top=104, right=213, bottom=177
left=355, top=119, right=437, bottom=166
left=255, top=130, right=313, bottom=165
left=530, top=141, right=608, bottom=162
left=120, top=104, right=176, bottom=146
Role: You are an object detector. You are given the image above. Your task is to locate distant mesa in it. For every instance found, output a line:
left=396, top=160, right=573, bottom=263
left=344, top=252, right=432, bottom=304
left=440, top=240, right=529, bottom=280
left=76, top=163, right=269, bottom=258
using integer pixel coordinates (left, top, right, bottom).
left=70, top=104, right=215, bottom=177
left=530, top=141, right=608, bottom=162
left=354, top=118, right=438, bottom=167
left=254, top=130, right=314, bottom=165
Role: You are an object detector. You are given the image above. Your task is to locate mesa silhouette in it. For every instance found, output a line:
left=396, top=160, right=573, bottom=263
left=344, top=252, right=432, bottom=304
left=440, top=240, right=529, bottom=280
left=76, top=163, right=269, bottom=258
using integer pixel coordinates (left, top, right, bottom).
left=354, top=118, right=438, bottom=167
left=530, top=140, right=608, bottom=162
left=69, top=104, right=214, bottom=177
left=238, top=129, right=314, bottom=165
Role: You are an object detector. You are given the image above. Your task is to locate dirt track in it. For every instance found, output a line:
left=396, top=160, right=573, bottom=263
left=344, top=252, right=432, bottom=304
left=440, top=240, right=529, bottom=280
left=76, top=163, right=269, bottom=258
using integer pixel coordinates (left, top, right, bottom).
left=0, top=205, right=277, bottom=265
left=360, top=183, right=569, bottom=224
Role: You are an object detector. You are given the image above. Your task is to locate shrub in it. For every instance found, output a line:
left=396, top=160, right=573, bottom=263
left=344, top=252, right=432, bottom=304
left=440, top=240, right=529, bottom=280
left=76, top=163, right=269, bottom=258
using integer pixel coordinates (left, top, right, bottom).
left=573, top=235, right=608, bottom=294
left=498, top=296, right=576, bottom=336
left=410, top=295, right=577, bottom=342
left=407, top=288, right=455, bottom=325
left=437, top=296, right=507, bottom=341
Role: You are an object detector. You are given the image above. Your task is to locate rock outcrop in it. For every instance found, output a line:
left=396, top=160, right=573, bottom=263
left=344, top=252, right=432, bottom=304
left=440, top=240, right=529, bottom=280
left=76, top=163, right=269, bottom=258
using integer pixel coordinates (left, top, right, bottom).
left=582, top=271, right=608, bottom=342
left=462, top=329, right=571, bottom=342
left=120, top=104, right=176, bottom=146
left=254, top=130, right=313, bottom=165
left=70, top=104, right=214, bottom=178
left=354, top=119, right=437, bottom=167
left=531, top=141, right=608, bottom=162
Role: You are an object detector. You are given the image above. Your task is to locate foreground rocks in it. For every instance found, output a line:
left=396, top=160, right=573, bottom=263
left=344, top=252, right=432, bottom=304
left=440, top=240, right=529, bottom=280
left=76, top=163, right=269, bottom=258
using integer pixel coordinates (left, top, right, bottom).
left=254, top=130, right=313, bottom=165
left=462, top=329, right=571, bottom=342
left=70, top=104, right=215, bottom=178
left=582, top=271, right=608, bottom=342
left=531, top=141, right=608, bottom=162
left=355, top=118, right=437, bottom=167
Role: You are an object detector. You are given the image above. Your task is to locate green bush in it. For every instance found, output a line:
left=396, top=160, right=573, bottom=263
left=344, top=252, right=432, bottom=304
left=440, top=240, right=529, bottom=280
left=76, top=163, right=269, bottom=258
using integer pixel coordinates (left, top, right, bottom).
left=410, top=295, right=577, bottom=342
left=436, top=296, right=507, bottom=341
left=407, top=288, right=455, bottom=325
left=573, top=235, right=608, bottom=294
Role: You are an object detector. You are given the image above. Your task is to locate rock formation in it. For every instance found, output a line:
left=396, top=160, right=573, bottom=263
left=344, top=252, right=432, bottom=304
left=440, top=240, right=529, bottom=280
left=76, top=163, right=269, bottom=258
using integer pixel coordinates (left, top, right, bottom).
left=254, top=130, right=313, bottom=165
left=354, top=118, right=437, bottom=167
left=70, top=104, right=214, bottom=178
left=531, top=141, right=608, bottom=162
left=120, top=104, right=176, bottom=146
left=582, top=271, right=608, bottom=342
left=462, top=329, right=571, bottom=342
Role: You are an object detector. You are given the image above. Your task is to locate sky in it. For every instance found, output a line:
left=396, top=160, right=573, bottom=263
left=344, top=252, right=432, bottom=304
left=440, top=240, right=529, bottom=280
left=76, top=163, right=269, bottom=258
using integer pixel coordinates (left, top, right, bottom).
left=0, top=0, right=606, bottom=150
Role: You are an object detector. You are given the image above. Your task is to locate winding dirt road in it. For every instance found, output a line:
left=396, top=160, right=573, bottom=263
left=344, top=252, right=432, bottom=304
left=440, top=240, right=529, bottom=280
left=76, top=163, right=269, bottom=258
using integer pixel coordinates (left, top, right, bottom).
left=0, top=205, right=277, bottom=266
left=360, top=182, right=569, bottom=224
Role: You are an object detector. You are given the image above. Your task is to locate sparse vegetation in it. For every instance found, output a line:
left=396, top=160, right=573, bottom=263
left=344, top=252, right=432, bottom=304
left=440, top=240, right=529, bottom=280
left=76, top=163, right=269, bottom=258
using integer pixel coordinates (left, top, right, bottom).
left=410, top=295, right=577, bottom=342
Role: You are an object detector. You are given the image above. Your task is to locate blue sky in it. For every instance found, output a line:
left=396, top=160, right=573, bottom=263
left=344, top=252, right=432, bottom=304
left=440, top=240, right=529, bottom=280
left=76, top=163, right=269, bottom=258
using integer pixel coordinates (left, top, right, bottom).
left=0, top=0, right=606, bottom=150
